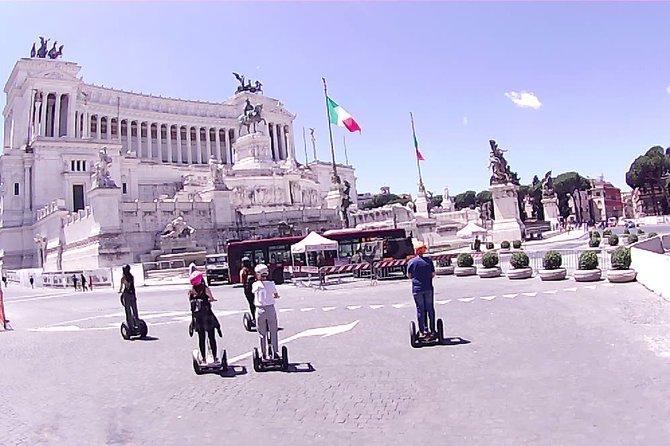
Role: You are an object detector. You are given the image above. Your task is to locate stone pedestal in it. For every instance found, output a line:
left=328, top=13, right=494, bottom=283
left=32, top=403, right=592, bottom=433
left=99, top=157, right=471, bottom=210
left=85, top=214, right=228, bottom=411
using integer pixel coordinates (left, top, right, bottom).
left=415, top=188, right=429, bottom=218
left=542, top=196, right=560, bottom=227
left=490, top=183, right=524, bottom=244
left=89, top=186, right=122, bottom=233
left=201, top=188, right=235, bottom=227
left=232, top=132, right=274, bottom=171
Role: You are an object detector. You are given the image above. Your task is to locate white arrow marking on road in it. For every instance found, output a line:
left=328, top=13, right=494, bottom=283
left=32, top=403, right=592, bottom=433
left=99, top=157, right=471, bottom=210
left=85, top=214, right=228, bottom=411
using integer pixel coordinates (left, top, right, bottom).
left=227, top=320, right=360, bottom=364
left=601, top=283, right=615, bottom=288
left=435, top=299, right=451, bottom=305
left=479, top=295, right=496, bottom=301
left=564, top=287, right=578, bottom=292
left=300, top=307, right=315, bottom=312
left=347, top=305, right=362, bottom=310
left=458, top=297, right=476, bottom=303
left=279, top=308, right=294, bottom=313
left=503, top=294, right=518, bottom=299
left=369, top=305, right=384, bottom=310
left=392, top=303, right=409, bottom=308
left=522, top=292, right=537, bottom=297
left=322, top=306, right=337, bottom=312
left=32, top=325, right=82, bottom=332
left=543, top=290, right=558, bottom=294
left=583, top=285, right=597, bottom=290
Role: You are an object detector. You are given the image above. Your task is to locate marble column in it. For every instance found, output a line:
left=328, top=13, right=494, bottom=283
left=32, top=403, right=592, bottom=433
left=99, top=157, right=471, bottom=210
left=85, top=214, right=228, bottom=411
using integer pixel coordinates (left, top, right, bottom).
left=53, top=94, right=61, bottom=137
left=156, top=124, right=162, bottom=161
left=186, top=126, right=192, bottom=164
left=215, top=129, right=222, bottom=163
left=126, top=120, right=132, bottom=153
left=167, top=125, right=173, bottom=163
left=205, top=128, right=212, bottom=161
left=96, top=115, right=101, bottom=140
left=39, top=92, right=47, bottom=136
left=135, top=122, right=142, bottom=157
left=147, top=123, right=153, bottom=159
left=176, top=126, right=183, bottom=164
left=195, top=128, right=202, bottom=164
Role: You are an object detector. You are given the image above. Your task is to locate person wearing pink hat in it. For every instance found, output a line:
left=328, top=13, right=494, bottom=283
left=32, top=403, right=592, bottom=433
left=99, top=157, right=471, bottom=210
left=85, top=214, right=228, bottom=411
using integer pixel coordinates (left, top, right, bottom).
left=188, top=270, right=221, bottom=363
left=407, top=243, right=436, bottom=339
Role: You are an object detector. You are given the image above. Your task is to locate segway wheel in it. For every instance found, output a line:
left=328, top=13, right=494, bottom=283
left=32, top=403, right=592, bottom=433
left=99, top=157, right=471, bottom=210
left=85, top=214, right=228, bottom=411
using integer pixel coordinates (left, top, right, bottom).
left=436, top=319, right=444, bottom=344
left=221, top=350, right=228, bottom=370
left=120, top=322, right=131, bottom=340
left=281, top=345, right=289, bottom=371
left=192, top=350, right=203, bottom=375
left=139, top=320, right=148, bottom=338
left=252, top=348, right=262, bottom=372
left=409, top=321, right=418, bottom=348
left=243, top=313, right=252, bottom=332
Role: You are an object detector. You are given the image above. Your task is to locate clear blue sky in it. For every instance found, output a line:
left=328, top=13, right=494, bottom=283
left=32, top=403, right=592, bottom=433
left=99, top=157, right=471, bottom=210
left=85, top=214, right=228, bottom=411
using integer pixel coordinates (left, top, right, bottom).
left=1, top=2, right=669, bottom=197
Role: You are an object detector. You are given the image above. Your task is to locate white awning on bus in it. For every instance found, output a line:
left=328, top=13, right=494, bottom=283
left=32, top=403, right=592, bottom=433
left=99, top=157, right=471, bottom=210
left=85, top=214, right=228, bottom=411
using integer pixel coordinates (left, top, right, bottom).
left=290, top=231, right=339, bottom=254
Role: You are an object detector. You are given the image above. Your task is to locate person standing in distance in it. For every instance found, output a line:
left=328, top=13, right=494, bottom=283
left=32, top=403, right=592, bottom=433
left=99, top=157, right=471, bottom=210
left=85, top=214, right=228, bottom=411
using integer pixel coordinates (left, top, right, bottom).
left=407, top=243, right=436, bottom=339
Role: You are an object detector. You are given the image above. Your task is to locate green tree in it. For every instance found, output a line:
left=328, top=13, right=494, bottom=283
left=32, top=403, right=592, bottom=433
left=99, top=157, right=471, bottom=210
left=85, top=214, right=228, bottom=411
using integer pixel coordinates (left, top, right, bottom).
left=475, top=190, right=491, bottom=206
left=429, top=194, right=443, bottom=208
left=553, top=172, right=591, bottom=217
left=363, top=193, right=410, bottom=209
left=626, top=146, right=670, bottom=215
left=454, top=190, right=476, bottom=210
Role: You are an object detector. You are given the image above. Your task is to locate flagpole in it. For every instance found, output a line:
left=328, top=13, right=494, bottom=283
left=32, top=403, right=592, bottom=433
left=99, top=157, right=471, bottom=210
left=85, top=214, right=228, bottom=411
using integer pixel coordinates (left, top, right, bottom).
left=302, top=126, right=308, bottom=164
left=322, top=77, right=339, bottom=182
left=343, top=135, right=349, bottom=165
left=410, top=112, right=423, bottom=188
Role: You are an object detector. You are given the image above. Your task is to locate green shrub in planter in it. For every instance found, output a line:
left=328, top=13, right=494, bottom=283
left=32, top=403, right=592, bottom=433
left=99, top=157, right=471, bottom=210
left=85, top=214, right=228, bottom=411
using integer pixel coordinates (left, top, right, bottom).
left=510, top=251, right=530, bottom=269
left=648, top=232, right=658, bottom=239
left=543, top=251, right=562, bottom=270
left=501, top=240, right=511, bottom=249
left=481, top=252, right=499, bottom=268
left=578, top=250, right=599, bottom=270
left=486, top=242, right=494, bottom=250
left=603, top=229, right=612, bottom=237
left=627, top=234, right=638, bottom=244
left=589, top=238, right=601, bottom=248
left=638, top=229, right=645, bottom=235
left=456, top=253, right=474, bottom=268
left=608, top=234, right=619, bottom=246
left=591, top=231, right=601, bottom=239
left=437, top=257, right=452, bottom=267
left=512, top=240, right=522, bottom=249
left=611, top=247, right=631, bottom=270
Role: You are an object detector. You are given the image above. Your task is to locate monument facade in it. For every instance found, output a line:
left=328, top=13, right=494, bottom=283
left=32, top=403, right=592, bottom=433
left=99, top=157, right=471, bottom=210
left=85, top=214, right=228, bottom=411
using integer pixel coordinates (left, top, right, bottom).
left=0, top=50, right=357, bottom=271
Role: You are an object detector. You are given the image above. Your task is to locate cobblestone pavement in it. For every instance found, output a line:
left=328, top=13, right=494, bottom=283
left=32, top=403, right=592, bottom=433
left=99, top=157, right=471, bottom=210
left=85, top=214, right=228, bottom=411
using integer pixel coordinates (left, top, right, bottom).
left=3, top=275, right=670, bottom=445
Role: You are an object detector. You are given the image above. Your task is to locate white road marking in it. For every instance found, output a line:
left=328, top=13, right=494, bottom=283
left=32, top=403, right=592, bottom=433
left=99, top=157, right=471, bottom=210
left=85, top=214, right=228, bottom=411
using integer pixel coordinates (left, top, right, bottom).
left=522, top=292, right=537, bottom=297
left=435, top=299, right=451, bottom=305
left=543, top=290, right=558, bottom=295
left=369, top=305, right=384, bottom=309
left=503, top=294, right=518, bottom=298
left=300, top=307, right=315, bottom=312
left=228, top=320, right=360, bottom=364
left=458, top=297, right=476, bottom=303
left=279, top=308, right=294, bottom=313
left=392, top=303, right=409, bottom=308
left=564, top=287, right=578, bottom=292
left=322, top=306, right=337, bottom=312
left=346, top=305, right=362, bottom=310
left=583, top=285, right=597, bottom=290
left=601, top=283, right=615, bottom=288
left=479, top=295, right=496, bottom=301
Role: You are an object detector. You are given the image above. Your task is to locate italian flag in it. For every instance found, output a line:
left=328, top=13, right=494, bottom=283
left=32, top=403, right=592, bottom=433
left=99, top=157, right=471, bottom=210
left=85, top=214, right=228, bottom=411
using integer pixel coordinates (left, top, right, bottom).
left=327, top=96, right=361, bottom=133
left=413, top=129, right=425, bottom=161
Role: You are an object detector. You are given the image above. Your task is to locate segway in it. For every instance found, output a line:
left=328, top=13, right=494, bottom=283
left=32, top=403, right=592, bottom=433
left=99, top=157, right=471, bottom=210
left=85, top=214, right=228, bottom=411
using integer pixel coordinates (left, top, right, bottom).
left=191, top=327, right=227, bottom=375
left=252, top=321, right=289, bottom=372
left=242, top=312, right=256, bottom=332
left=120, top=318, right=148, bottom=340
left=409, top=318, right=444, bottom=348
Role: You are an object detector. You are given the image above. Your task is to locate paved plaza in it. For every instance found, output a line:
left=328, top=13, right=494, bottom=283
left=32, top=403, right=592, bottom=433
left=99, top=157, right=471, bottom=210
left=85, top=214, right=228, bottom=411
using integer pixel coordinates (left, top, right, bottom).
left=3, top=275, right=670, bottom=445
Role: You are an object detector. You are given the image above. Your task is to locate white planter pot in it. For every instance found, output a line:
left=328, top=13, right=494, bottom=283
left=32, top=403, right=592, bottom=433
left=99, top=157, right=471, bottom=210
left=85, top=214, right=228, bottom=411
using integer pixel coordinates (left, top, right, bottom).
left=454, top=266, right=477, bottom=277
left=435, top=266, right=455, bottom=276
left=607, top=269, right=637, bottom=283
left=573, top=269, right=602, bottom=282
left=478, top=267, right=501, bottom=278
left=538, top=268, right=567, bottom=281
left=499, top=248, right=511, bottom=253
left=507, top=267, right=533, bottom=280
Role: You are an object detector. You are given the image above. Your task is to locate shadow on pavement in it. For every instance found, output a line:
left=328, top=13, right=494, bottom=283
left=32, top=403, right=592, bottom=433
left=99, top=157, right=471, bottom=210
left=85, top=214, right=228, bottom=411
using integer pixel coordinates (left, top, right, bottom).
left=219, top=365, right=247, bottom=378
left=285, top=362, right=316, bottom=373
left=136, top=336, right=160, bottom=341
left=442, top=337, right=470, bottom=346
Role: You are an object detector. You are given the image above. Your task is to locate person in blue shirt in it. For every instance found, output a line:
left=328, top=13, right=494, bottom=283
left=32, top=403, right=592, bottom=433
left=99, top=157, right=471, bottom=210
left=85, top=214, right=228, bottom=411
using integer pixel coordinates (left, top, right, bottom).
left=407, top=243, right=436, bottom=339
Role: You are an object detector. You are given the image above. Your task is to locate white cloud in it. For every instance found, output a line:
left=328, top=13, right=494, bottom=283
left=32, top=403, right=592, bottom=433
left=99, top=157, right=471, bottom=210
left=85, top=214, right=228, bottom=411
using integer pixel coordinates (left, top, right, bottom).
left=504, top=91, right=542, bottom=109
left=666, top=85, right=670, bottom=95
left=462, top=116, right=468, bottom=126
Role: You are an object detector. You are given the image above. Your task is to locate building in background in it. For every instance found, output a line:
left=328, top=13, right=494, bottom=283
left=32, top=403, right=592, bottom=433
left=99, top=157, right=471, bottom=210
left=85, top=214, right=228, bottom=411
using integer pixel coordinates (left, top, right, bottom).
left=588, top=177, right=623, bottom=222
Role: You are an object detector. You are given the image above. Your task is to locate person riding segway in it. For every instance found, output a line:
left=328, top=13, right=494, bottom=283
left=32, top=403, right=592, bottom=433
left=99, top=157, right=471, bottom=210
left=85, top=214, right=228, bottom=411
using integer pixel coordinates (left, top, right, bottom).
left=407, top=242, right=444, bottom=347
left=188, top=270, right=227, bottom=374
left=241, top=257, right=257, bottom=331
left=119, top=265, right=148, bottom=340
left=251, top=263, right=288, bottom=371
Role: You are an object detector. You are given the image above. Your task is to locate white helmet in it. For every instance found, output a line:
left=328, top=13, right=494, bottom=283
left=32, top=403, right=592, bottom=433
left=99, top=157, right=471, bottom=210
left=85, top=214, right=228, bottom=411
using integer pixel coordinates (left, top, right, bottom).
left=254, top=264, right=269, bottom=276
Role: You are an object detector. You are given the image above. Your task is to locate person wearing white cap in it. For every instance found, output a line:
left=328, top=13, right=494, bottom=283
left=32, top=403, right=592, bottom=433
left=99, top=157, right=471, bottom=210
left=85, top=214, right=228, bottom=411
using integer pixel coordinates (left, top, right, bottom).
left=252, top=264, right=281, bottom=359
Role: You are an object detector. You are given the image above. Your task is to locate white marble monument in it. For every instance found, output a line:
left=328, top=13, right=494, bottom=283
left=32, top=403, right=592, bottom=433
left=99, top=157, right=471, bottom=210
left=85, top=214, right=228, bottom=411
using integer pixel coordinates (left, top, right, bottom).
left=490, top=183, right=524, bottom=243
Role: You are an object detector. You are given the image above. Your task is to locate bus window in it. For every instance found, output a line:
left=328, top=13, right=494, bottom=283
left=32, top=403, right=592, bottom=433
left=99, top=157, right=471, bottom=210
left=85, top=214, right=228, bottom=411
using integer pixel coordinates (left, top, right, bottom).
left=268, top=245, right=290, bottom=264
left=253, top=250, right=267, bottom=265
left=339, top=243, right=354, bottom=259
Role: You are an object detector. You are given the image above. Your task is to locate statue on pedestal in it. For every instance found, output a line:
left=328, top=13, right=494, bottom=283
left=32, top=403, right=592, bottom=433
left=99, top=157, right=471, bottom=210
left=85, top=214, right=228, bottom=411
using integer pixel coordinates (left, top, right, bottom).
left=488, top=140, right=511, bottom=185
left=341, top=180, right=353, bottom=227
left=542, top=170, right=555, bottom=198
left=92, top=148, right=117, bottom=188
left=232, top=73, right=263, bottom=94
left=238, top=99, right=267, bottom=135
left=208, top=156, right=225, bottom=186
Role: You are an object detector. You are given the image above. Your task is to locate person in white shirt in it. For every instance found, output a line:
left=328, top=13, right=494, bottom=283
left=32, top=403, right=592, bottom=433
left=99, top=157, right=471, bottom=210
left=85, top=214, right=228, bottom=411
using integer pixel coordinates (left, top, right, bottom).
left=252, top=264, right=280, bottom=359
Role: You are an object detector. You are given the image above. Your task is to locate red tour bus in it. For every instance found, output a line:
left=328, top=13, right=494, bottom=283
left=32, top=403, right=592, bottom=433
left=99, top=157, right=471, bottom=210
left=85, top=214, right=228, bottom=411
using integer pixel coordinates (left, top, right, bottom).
left=227, top=228, right=413, bottom=284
